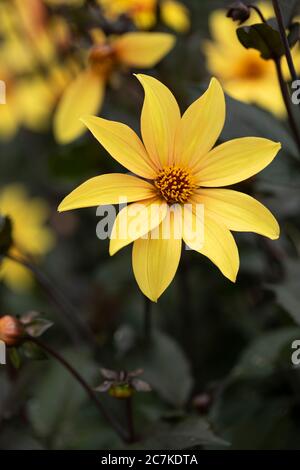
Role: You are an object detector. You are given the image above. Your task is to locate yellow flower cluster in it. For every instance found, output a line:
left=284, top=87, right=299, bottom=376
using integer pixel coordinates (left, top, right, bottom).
left=0, top=0, right=76, bottom=140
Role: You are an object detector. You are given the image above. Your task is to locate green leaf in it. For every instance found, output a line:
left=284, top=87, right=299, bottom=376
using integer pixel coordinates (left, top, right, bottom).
left=211, top=382, right=294, bottom=449
left=9, top=347, right=21, bottom=369
left=21, top=341, right=48, bottom=361
left=270, top=260, right=300, bottom=325
left=287, top=22, right=300, bottom=48
left=278, top=0, right=299, bottom=27
left=27, top=348, right=100, bottom=446
left=139, top=416, right=229, bottom=450
left=231, top=327, right=300, bottom=380
left=127, top=330, right=193, bottom=407
left=237, top=23, right=284, bottom=59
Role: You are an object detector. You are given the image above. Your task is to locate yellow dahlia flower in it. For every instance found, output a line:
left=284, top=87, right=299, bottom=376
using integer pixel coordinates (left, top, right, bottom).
left=58, top=75, right=280, bottom=301
left=97, top=0, right=190, bottom=32
left=203, top=4, right=300, bottom=117
left=53, top=31, right=175, bottom=144
left=0, top=185, right=54, bottom=292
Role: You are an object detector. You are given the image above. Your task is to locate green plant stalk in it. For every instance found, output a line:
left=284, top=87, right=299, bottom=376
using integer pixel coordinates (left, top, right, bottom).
left=29, top=337, right=129, bottom=443
left=272, top=0, right=298, bottom=83
left=5, top=252, right=98, bottom=349
left=274, top=57, right=300, bottom=152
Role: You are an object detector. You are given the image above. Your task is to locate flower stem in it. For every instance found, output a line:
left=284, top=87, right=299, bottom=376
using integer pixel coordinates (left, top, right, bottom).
left=29, top=337, right=129, bottom=443
left=125, top=396, right=135, bottom=443
left=5, top=252, right=97, bottom=349
left=272, top=0, right=298, bottom=83
left=247, top=4, right=268, bottom=23
left=274, top=57, right=300, bottom=152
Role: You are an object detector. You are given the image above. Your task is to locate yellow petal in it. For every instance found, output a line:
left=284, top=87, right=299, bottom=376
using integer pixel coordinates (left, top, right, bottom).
left=109, top=197, right=168, bottom=255
left=58, top=174, right=156, bottom=212
left=132, top=206, right=182, bottom=301
left=194, top=137, right=281, bottom=187
left=81, top=115, right=157, bottom=179
left=53, top=70, right=105, bottom=144
left=161, top=0, right=190, bottom=33
left=133, top=10, right=156, bottom=30
left=114, top=32, right=175, bottom=68
left=208, top=10, right=239, bottom=48
left=183, top=207, right=239, bottom=282
left=174, top=78, right=225, bottom=168
left=0, top=101, right=18, bottom=140
left=0, top=258, right=34, bottom=292
left=135, top=74, right=181, bottom=168
left=194, top=189, right=280, bottom=240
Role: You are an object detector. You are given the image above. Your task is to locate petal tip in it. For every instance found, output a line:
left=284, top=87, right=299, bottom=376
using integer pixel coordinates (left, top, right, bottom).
left=57, top=201, right=66, bottom=213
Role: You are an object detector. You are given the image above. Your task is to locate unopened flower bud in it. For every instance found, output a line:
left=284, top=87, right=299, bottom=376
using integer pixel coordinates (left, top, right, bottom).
left=95, top=368, right=151, bottom=399
left=227, top=2, right=251, bottom=24
left=0, top=315, right=24, bottom=346
left=109, top=384, right=134, bottom=399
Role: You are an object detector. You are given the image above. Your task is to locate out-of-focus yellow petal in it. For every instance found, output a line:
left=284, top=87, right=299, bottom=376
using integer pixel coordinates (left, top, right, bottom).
left=133, top=10, right=156, bottom=29
left=174, top=78, right=225, bottom=168
left=0, top=258, right=34, bottom=292
left=114, top=32, right=175, bottom=68
left=208, top=10, right=239, bottom=48
left=194, top=189, right=280, bottom=240
left=135, top=74, right=181, bottom=168
left=81, top=115, right=158, bottom=179
left=161, top=0, right=190, bottom=33
left=0, top=101, right=18, bottom=140
left=16, top=76, right=54, bottom=132
left=132, top=206, right=182, bottom=302
left=58, top=174, right=156, bottom=212
left=0, top=185, right=54, bottom=256
left=109, top=197, right=168, bottom=255
left=194, top=137, right=281, bottom=187
left=53, top=70, right=105, bottom=144
left=183, top=207, right=239, bottom=282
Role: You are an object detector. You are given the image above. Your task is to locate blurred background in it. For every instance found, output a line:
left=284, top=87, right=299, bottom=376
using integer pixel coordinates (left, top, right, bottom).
left=1, top=0, right=300, bottom=450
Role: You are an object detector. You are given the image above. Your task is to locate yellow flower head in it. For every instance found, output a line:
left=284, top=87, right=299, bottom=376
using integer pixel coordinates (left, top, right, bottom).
left=58, top=75, right=281, bottom=302
left=203, top=2, right=297, bottom=117
left=0, top=185, right=54, bottom=291
left=53, top=31, right=175, bottom=144
left=98, top=0, right=190, bottom=32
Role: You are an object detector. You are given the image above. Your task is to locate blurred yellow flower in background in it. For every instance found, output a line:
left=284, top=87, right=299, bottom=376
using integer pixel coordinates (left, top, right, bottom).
left=203, top=3, right=300, bottom=117
left=53, top=31, right=175, bottom=144
left=0, top=0, right=75, bottom=140
left=58, top=75, right=280, bottom=301
left=0, top=185, right=55, bottom=292
left=98, top=0, right=190, bottom=32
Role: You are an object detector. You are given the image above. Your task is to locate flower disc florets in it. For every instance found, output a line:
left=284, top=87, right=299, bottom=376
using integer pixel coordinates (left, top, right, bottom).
left=154, top=165, right=195, bottom=204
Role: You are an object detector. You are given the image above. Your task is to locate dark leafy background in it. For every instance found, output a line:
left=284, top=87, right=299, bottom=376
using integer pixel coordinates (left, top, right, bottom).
left=1, top=0, right=300, bottom=450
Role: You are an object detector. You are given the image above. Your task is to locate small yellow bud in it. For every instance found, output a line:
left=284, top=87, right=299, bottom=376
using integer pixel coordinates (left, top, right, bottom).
left=109, top=384, right=134, bottom=399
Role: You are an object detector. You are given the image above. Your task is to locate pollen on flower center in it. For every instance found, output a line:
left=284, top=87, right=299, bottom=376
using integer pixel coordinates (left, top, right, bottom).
left=154, top=166, right=196, bottom=204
